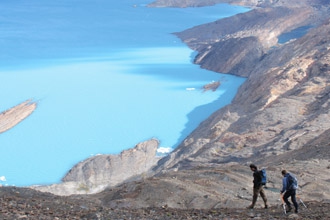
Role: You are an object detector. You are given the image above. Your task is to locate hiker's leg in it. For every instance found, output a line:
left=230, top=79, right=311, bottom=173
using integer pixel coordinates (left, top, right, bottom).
left=291, top=190, right=299, bottom=212
left=251, top=187, right=259, bottom=208
left=283, top=191, right=292, bottom=209
left=247, top=187, right=258, bottom=208
left=259, top=187, right=268, bottom=208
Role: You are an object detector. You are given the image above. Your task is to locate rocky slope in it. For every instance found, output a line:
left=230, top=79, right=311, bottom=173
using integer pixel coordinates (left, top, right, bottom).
left=1, top=185, right=330, bottom=219
left=32, top=139, right=160, bottom=196
left=152, top=0, right=330, bottom=173
left=2, top=185, right=330, bottom=219
left=175, top=5, right=316, bottom=76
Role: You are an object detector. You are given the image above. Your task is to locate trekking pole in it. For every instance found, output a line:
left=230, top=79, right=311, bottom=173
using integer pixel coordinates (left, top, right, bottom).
left=296, top=194, right=307, bottom=208
left=280, top=194, right=286, bottom=214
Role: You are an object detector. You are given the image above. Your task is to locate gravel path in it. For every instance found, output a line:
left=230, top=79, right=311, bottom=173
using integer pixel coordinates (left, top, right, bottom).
left=1, top=187, right=329, bottom=219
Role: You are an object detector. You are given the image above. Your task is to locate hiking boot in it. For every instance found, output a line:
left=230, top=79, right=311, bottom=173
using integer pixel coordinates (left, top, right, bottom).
left=264, top=205, right=268, bottom=209
left=287, top=206, right=292, bottom=212
left=246, top=205, right=254, bottom=209
left=295, top=209, right=298, bottom=214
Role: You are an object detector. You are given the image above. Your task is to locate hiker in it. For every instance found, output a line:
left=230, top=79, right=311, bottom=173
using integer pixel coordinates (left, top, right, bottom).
left=247, top=164, right=268, bottom=209
left=280, top=170, right=299, bottom=213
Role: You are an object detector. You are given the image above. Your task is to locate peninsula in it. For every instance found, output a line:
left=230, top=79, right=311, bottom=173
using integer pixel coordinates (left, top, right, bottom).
left=0, top=100, right=36, bottom=133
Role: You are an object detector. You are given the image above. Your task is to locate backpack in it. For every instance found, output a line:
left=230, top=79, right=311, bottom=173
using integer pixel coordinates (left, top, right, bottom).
left=259, top=169, right=267, bottom=185
left=287, top=173, right=298, bottom=190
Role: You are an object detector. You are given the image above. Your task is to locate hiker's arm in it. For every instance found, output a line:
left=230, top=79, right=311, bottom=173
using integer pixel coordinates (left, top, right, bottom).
left=280, top=177, right=286, bottom=193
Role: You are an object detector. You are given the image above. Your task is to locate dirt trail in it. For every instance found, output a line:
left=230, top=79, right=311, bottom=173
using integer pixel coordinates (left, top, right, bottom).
left=1, top=186, right=329, bottom=220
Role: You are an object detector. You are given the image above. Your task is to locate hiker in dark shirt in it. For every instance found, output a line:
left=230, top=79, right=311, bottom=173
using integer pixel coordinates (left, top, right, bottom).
left=247, top=164, right=268, bottom=209
left=281, top=170, right=299, bottom=213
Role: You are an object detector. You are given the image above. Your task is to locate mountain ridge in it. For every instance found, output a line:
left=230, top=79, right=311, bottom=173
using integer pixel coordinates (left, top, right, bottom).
left=151, top=0, right=330, bottom=171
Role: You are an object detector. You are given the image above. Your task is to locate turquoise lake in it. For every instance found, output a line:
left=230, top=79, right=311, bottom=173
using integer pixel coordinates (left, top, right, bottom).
left=0, top=0, right=248, bottom=186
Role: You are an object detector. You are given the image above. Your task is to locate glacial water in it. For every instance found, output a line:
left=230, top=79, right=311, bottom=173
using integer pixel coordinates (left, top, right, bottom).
left=0, top=0, right=248, bottom=186
left=278, top=25, right=313, bottom=44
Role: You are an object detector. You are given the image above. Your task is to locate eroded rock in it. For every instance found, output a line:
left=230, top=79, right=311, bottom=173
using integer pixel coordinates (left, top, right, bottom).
left=33, top=139, right=160, bottom=195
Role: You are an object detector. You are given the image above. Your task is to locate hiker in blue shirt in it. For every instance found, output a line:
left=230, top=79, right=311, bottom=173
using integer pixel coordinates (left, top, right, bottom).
left=280, top=170, right=299, bottom=213
left=247, top=164, right=268, bottom=209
